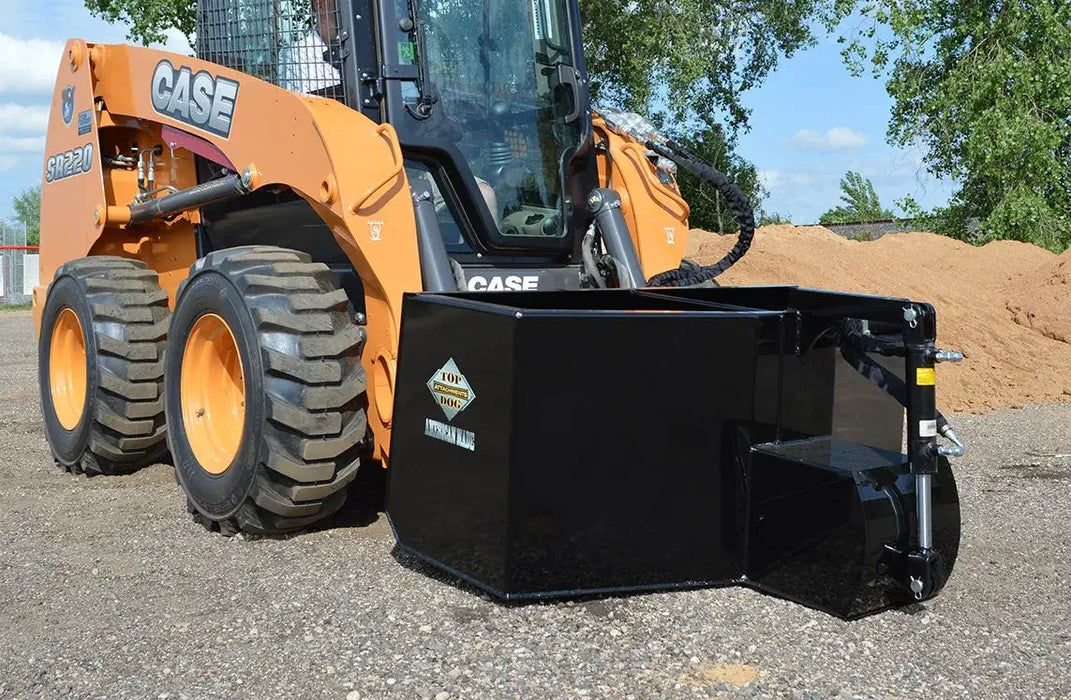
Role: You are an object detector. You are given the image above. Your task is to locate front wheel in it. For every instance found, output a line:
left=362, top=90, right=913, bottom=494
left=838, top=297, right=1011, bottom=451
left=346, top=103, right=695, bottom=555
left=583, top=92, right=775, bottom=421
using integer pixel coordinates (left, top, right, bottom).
left=165, top=246, right=368, bottom=535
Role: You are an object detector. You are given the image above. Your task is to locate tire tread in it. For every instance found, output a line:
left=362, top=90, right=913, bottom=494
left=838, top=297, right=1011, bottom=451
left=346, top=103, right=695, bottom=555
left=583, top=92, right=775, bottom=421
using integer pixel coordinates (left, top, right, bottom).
left=45, top=256, right=170, bottom=476
left=175, top=246, right=367, bottom=536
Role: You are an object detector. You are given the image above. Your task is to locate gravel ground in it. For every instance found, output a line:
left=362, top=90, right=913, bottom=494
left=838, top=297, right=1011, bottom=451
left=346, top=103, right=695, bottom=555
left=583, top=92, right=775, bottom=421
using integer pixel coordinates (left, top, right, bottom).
left=0, top=309, right=1068, bottom=698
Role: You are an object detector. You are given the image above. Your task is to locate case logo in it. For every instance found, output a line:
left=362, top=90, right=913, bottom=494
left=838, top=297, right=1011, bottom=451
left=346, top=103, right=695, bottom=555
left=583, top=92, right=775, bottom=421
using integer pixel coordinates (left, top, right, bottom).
left=466, top=274, right=538, bottom=291
left=427, top=358, right=475, bottom=420
left=151, top=60, right=239, bottom=138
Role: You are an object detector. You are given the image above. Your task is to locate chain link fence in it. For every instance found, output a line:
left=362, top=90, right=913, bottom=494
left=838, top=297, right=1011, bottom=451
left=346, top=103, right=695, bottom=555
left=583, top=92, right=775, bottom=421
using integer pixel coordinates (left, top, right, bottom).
left=0, top=222, right=38, bottom=307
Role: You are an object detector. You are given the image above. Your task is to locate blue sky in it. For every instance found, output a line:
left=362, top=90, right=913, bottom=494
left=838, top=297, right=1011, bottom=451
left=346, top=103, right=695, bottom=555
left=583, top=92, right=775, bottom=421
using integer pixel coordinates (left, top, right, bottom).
left=734, top=35, right=954, bottom=223
left=0, top=0, right=190, bottom=232
left=0, top=1, right=952, bottom=226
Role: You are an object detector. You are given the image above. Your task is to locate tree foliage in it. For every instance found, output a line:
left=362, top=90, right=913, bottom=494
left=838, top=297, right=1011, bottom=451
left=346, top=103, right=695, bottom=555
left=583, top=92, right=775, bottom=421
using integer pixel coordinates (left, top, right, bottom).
left=846, top=0, right=1071, bottom=251
left=758, top=211, right=792, bottom=226
left=11, top=185, right=41, bottom=246
left=819, top=171, right=892, bottom=224
left=84, top=0, right=196, bottom=45
left=580, top=0, right=852, bottom=128
left=672, top=124, right=767, bottom=233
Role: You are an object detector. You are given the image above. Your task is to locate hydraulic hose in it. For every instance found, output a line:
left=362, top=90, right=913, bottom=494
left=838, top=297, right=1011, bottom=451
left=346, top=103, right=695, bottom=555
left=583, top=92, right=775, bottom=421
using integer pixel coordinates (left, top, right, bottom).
left=581, top=223, right=608, bottom=289
left=841, top=319, right=907, bottom=357
left=838, top=319, right=956, bottom=440
left=645, top=140, right=756, bottom=287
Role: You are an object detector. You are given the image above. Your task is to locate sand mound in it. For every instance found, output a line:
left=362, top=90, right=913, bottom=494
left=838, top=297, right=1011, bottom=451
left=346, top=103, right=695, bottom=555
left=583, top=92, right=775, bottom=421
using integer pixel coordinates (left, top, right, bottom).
left=1006, top=249, right=1071, bottom=345
left=685, top=225, right=1071, bottom=412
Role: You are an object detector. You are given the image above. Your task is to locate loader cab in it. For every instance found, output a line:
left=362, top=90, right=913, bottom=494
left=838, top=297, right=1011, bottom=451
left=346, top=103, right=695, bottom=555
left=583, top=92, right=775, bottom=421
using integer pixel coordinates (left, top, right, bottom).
left=196, top=0, right=598, bottom=262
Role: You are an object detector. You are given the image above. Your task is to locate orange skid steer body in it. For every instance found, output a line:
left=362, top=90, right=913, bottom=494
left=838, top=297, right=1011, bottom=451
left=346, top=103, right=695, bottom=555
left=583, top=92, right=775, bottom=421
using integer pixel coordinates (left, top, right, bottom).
left=38, top=42, right=422, bottom=462
left=35, top=33, right=962, bottom=619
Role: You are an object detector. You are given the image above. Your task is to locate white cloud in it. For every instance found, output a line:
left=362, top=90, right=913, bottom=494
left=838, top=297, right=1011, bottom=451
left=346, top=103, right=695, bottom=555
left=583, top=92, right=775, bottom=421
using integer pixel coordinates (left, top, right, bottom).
left=759, top=168, right=812, bottom=189
left=0, top=34, right=64, bottom=96
left=787, top=127, right=869, bottom=152
left=161, top=27, right=194, bottom=56
left=0, top=26, right=188, bottom=187
left=0, top=103, right=50, bottom=133
left=758, top=169, right=781, bottom=189
left=0, top=135, right=45, bottom=153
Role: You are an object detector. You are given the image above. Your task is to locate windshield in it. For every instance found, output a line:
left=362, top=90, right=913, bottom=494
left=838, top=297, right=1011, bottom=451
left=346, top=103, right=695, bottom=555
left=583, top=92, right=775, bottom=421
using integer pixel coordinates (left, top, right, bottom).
left=412, top=0, right=583, bottom=239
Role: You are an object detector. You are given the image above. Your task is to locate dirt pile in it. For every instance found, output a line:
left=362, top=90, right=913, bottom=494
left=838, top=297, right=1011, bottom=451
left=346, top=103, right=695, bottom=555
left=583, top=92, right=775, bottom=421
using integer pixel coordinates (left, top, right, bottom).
left=1006, top=248, right=1071, bottom=345
left=685, top=225, right=1071, bottom=412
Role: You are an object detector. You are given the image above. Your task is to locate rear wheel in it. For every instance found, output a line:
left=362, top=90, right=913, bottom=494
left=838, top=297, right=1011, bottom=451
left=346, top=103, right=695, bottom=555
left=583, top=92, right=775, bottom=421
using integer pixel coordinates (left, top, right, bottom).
left=166, top=246, right=367, bottom=535
left=38, top=257, right=170, bottom=475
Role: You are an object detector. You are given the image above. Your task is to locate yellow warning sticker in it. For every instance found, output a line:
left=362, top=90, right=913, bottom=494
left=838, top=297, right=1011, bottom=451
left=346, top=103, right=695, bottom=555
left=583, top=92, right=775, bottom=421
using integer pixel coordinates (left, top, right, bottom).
left=916, top=367, right=936, bottom=386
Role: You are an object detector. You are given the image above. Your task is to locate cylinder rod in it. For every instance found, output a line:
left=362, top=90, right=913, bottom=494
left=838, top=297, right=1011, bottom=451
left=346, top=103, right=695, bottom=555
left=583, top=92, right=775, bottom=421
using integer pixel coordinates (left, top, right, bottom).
left=587, top=189, right=645, bottom=288
left=916, top=473, right=933, bottom=550
left=411, top=180, right=457, bottom=292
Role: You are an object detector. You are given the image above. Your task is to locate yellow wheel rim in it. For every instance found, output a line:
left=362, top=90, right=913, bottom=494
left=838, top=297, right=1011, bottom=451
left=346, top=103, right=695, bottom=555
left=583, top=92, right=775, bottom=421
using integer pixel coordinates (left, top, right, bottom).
left=49, top=307, right=87, bottom=430
left=181, top=313, right=246, bottom=474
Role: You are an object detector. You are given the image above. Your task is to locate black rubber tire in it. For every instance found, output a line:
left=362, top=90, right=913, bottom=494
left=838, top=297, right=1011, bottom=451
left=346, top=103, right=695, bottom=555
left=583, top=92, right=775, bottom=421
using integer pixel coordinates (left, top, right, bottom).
left=165, top=246, right=367, bottom=535
left=38, top=256, right=170, bottom=475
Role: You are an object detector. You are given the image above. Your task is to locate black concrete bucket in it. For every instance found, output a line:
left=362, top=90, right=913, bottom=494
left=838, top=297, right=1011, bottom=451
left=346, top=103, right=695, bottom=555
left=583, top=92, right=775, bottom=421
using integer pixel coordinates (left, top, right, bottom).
left=385, top=287, right=960, bottom=619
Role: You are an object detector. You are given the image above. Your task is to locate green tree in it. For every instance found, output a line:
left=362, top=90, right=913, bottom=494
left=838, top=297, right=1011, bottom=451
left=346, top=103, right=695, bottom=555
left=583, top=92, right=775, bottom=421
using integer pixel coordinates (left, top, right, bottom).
left=672, top=123, right=767, bottom=233
left=580, top=0, right=853, bottom=128
left=83, top=0, right=196, bottom=45
left=759, top=211, right=792, bottom=226
left=819, top=171, right=893, bottom=224
left=845, top=1, right=1071, bottom=251
left=12, top=185, right=41, bottom=246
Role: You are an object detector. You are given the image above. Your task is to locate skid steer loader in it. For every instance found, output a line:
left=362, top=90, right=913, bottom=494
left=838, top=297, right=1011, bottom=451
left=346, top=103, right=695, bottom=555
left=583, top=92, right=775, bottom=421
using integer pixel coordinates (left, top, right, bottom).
left=35, top=0, right=963, bottom=618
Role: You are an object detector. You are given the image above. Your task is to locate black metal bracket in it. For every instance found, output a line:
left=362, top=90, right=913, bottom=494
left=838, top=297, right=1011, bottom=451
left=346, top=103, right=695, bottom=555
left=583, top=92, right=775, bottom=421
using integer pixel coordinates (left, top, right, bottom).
left=881, top=544, right=943, bottom=601
left=902, top=303, right=938, bottom=476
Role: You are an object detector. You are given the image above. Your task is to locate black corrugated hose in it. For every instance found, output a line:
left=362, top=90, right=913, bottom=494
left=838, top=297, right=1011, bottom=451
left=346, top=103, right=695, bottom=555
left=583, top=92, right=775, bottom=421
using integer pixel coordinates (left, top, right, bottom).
left=839, top=319, right=952, bottom=435
left=645, top=140, right=756, bottom=287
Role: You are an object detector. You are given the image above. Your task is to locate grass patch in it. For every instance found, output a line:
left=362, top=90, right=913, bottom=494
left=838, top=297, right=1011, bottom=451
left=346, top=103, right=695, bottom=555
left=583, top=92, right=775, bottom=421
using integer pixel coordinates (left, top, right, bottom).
left=0, top=304, right=31, bottom=311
